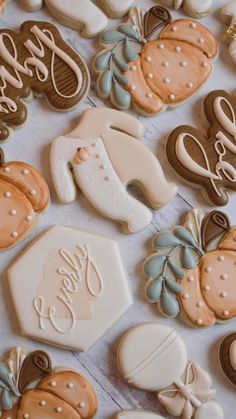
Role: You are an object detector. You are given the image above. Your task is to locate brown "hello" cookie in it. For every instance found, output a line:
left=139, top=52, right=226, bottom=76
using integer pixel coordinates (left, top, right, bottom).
left=219, top=333, right=236, bottom=387
left=0, top=20, right=90, bottom=142
left=166, top=90, right=236, bottom=206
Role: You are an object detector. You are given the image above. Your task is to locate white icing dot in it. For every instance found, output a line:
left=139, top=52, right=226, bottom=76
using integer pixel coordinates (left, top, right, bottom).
left=30, top=190, right=36, bottom=196
left=171, top=26, right=177, bottom=32
left=39, top=401, right=46, bottom=407
left=205, top=267, right=212, bottom=273
left=67, top=383, right=74, bottom=389
left=130, top=84, right=136, bottom=91
left=169, top=94, right=175, bottom=100
left=162, top=61, right=169, bottom=67
left=202, top=61, right=208, bottom=68
left=190, top=22, right=196, bottom=28
left=180, top=61, right=187, bottom=67
left=9, top=209, right=17, bottom=216
left=163, top=77, right=170, bottom=84
left=145, top=56, right=152, bottom=62
left=188, top=275, right=194, bottom=282
left=182, top=293, right=189, bottom=300
left=220, top=292, right=227, bottom=298
left=4, top=191, right=11, bottom=198
left=218, top=255, right=224, bottom=262
left=204, top=285, right=210, bottom=291
left=4, top=167, right=10, bottom=173
left=175, top=46, right=181, bottom=52
left=25, top=215, right=32, bottom=222
left=50, top=381, right=57, bottom=387
left=23, top=415, right=30, bottom=419
left=130, top=65, right=136, bottom=71
left=146, top=73, right=153, bottom=79
left=198, top=37, right=204, bottom=44
left=186, top=82, right=193, bottom=89
left=158, top=43, right=164, bottom=49
left=221, top=274, right=228, bottom=280
left=11, top=232, right=18, bottom=238
left=197, top=318, right=203, bottom=325
left=78, top=402, right=86, bottom=408
left=22, top=169, right=29, bottom=175
left=196, top=302, right=203, bottom=308
left=56, top=407, right=62, bottom=413
left=223, top=310, right=229, bottom=316
left=146, top=92, right=153, bottom=98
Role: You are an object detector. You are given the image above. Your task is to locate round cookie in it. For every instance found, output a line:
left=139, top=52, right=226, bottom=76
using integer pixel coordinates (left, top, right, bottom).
left=117, top=323, right=188, bottom=391
left=160, top=0, right=213, bottom=18
left=114, top=412, right=165, bottom=419
left=219, top=333, right=236, bottom=386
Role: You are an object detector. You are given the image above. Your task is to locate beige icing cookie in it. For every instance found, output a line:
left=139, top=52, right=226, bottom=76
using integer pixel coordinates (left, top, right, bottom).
left=94, top=6, right=218, bottom=116
left=0, top=348, right=97, bottom=418
left=0, top=149, right=49, bottom=251
left=160, top=0, right=213, bottom=19
left=115, top=412, right=165, bottom=419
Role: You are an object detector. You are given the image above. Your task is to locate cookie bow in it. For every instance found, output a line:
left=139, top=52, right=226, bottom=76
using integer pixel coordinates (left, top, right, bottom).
left=158, top=362, right=215, bottom=419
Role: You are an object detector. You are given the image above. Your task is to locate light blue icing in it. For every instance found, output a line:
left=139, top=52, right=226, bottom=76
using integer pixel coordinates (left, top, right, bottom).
left=118, top=24, right=143, bottom=42
left=95, top=51, right=112, bottom=71
left=144, top=255, right=166, bottom=277
left=101, top=30, right=125, bottom=44
left=165, top=278, right=181, bottom=294
left=161, top=290, right=180, bottom=317
left=1, top=388, right=12, bottom=411
left=174, top=226, right=200, bottom=249
left=146, top=276, right=163, bottom=301
left=99, top=69, right=112, bottom=96
left=182, top=246, right=197, bottom=270
left=123, top=39, right=137, bottom=62
left=168, top=258, right=184, bottom=279
left=113, top=55, right=129, bottom=72
left=112, top=82, right=131, bottom=109
left=113, top=72, right=129, bottom=85
left=153, top=231, right=181, bottom=249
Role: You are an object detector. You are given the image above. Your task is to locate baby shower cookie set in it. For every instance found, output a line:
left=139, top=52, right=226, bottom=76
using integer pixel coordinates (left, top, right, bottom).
left=0, top=0, right=236, bottom=418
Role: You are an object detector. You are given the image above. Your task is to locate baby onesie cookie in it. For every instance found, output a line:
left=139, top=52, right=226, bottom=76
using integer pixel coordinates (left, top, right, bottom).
left=8, top=225, right=133, bottom=351
left=160, top=0, right=213, bottom=19
left=22, top=0, right=134, bottom=38
left=114, top=412, right=165, bottom=419
left=143, top=209, right=236, bottom=328
left=0, top=148, right=49, bottom=251
left=117, top=323, right=224, bottom=419
left=94, top=6, right=218, bottom=116
left=0, top=20, right=89, bottom=142
left=219, top=333, right=236, bottom=387
left=166, top=90, right=236, bottom=206
left=0, top=347, right=98, bottom=418
left=221, top=2, right=236, bottom=65
left=50, top=107, right=177, bottom=234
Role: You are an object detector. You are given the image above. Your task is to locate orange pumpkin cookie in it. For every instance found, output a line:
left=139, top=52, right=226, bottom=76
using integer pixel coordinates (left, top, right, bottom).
left=0, top=148, right=49, bottom=250
left=94, top=6, right=218, bottom=116
left=0, top=348, right=98, bottom=418
left=143, top=209, right=236, bottom=328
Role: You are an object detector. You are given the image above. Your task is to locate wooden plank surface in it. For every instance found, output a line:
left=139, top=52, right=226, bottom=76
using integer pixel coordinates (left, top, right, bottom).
left=0, top=0, right=235, bottom=418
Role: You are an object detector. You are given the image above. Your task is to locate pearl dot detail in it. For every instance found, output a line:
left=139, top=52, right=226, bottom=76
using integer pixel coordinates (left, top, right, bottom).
left=78, top=402, right=86, bottom=408
left=146, top=92, right=153, bottom=98
left=163, top=77, right=170, bottom=84
left=145, top=56, right=151, bottom=62
left=190, top=22, right=196, bottom=28
left=221, top=274, right=228, bottom=280
left=197, top=318, right=203, bottom=325
left=67, top=383, right=74, bottom=389
left=205, top=267, right=212, bottom=273
left=169, top=94, right=175, bottom=100
left=9, top=209, right=17, bottom=216
left=4, top=167, right=10, bottom=173
left=204, top=285, right=210, bottom=291
left=182, top=293, right=189, bottom=300
left=188, top=275, right=194, bottom=282
left=25, top=215, right=32, bottom=222
left=56, top=407, right=62, bottom=413
left=196, top=302, right=203, bottom=308
left=11, top=232, right=18, bottom=238
left=198, top=38, right=204, bottom=44
left=175, top=46, right=181, bottom=52
left=50, top=381, right=57, bottom=387
left=162, top=61, right=169, bottom=67
left=147, top=73, right=153, bottom=79
left=158, top=43, right=164, bottom=49
left=130, top=85, right=136, bottom=91
left=223, top=310, right=229, bottom=317
left=30, top=190, right=36, bottom=196
left=39, top=401, right=46, bottom=407
left=187, top=82, right=193, bottom=89
left=202, top=61, right=208, bottom=68
left=130, top=65, right=136, bottom=71
left=180, top=61, right=187, bottom=67
left=4, top=192, right=11, bottom=198
left=171, top=26, right=177, bottom=32
left=218, top=255, right=224, bottom=262
left=220, top=292, right=227, bottom=298
left=23, top=415, right=30, bottom=419
left=22, top=169, right=29, bottom=175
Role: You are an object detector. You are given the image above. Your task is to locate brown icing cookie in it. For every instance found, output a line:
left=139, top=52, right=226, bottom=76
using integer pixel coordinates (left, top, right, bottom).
left=166, top=90, right=236, bottom=206
left=219, top=333, right=236, bottom=386
left=0, top=20, right=90, bottom=142
left=0, top=348, right=98, bottom=418
left=94, top=6, right=218, bottom=116
left=0, top=149, right=49, bottom=250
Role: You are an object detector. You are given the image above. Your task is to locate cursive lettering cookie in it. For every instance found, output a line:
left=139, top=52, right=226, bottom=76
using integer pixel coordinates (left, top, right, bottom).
left=94, top=6, right=218, bottom=116
left=221, top=2, right=236, bottom=65
left=143, top=209, right=236, bottom=328
left=8, top=225, right=133, bottom=351
left=160, top=0, right=213, bottom=18
left=219, top=333, right=236, bottom=387
left=0, top=347, right=98, bottom=418
left=0, top=148, right=49, bottom=251
left=50, top=107, right=177, bottom=234
left=0, top=20, right=90, bottom=142
left=115, top=412, right=165, bottom=419
left=117, top=323, right=224, bottom=419
left=22, top=0, right=135, bottom=38
left=166, top=90, right=236, bottom=206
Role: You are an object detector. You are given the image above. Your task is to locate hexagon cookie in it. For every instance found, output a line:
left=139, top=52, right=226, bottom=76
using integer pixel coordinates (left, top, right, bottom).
left=8, top=226, right=133, bottom=351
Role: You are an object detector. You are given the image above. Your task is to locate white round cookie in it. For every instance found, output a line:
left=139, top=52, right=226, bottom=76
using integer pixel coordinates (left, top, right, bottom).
left=117, top=323, right=187, bottom=391
left=115, top=411, right=165, bottom=419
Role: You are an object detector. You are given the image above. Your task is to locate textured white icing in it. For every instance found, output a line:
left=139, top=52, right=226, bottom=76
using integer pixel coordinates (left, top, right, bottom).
left=115, top=412, right=165, bottom=419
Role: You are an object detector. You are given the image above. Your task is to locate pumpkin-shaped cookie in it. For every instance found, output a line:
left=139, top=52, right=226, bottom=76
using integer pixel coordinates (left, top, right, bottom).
left=0, top=149, right=49, bottom=250
left=94, top=6, right=218, bottom=116
left=0, top=348, right=98, bottom=418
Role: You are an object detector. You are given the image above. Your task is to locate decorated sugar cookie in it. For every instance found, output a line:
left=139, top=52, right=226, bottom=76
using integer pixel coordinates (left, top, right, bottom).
left=221, top=2, right=236, bottom=65
left=8, top=225, right=133, bottom=351
left=94, top=6, right=218, bottom=116
left=0, top=347, right=98, bottom=418
left=22, top=0, right=135, bottom=38
left=50, top=107, right=177, bottom=234
left=143, top=209, right=236, bottom=328
left=219, top=333, right=236, bottom=387
left=0, top=148, right=49, bottom=251
left=0, top=20, right=89, bottom=142
left=115, top=412, right=165, bottom=419
left=0, top=0, right=8, bottom=17
left=166, top=90, right=236, bottom=206
left=117, top=323, right=224, bottom=419
left=160, top=0, right=213, bottom=19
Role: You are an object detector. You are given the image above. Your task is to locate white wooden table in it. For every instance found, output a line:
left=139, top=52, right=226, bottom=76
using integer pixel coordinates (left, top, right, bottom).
left=0, top=1, right=235, bottom=417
